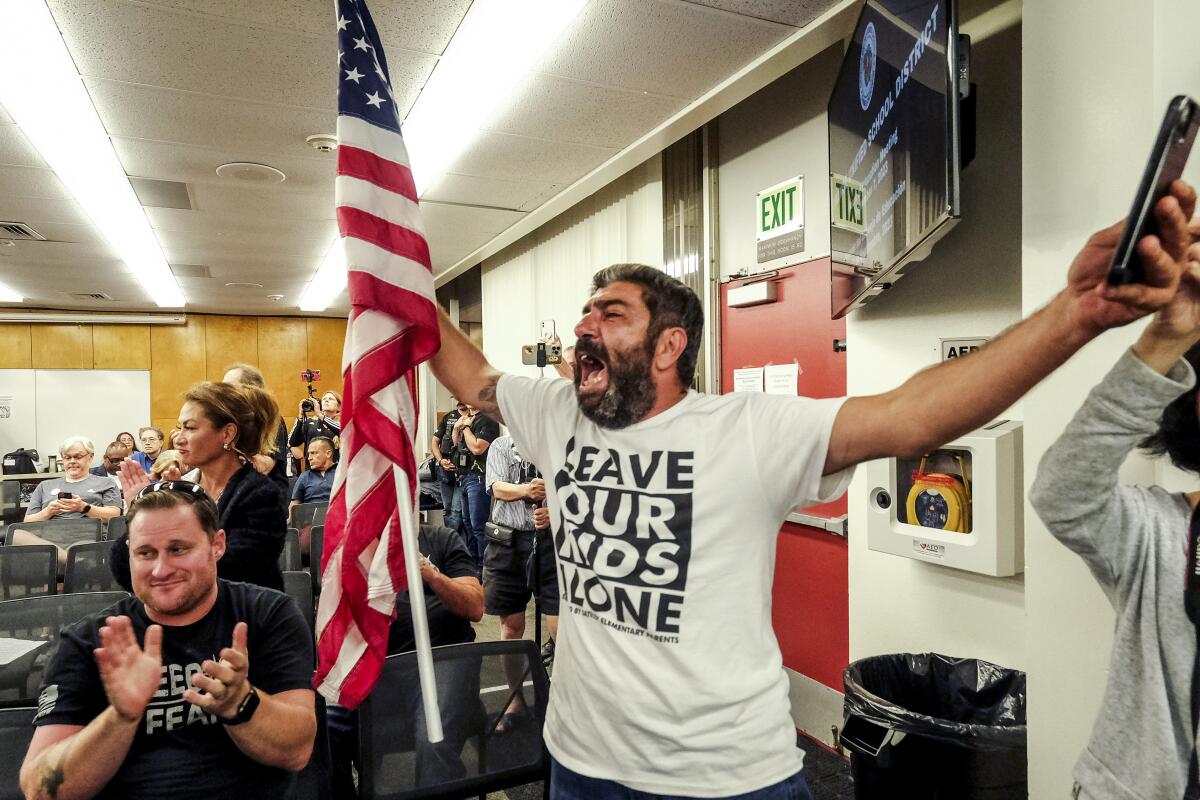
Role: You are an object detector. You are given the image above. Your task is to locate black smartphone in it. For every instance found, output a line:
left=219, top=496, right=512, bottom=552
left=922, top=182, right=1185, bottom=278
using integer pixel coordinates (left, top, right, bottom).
left=1108, top=95, right=1199, bottom=285
left=58, top=491, right=74, bottom=500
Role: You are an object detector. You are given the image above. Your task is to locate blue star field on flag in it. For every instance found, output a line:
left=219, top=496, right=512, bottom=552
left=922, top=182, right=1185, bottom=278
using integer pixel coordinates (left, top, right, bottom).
left=336, top=0, right=401, bottom=134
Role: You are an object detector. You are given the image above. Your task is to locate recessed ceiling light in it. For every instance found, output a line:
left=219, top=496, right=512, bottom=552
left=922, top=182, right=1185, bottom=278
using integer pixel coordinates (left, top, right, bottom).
left=224, top=282, right=265, bottom=289
left=215, top=163, right=286, bottom=184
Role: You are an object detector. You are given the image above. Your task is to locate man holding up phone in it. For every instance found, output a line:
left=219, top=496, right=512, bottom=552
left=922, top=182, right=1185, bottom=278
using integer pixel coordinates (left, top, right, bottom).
left=428, top=180, right=1199, bottom=799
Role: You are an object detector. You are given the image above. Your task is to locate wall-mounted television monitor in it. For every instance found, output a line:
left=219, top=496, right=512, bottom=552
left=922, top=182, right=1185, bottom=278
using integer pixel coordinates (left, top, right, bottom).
left=828, top=0, right=965, bottom=318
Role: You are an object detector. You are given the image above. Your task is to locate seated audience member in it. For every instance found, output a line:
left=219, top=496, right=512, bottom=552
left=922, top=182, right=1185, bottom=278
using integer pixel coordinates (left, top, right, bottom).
left=132, top=427, right=164, bottom=471
left=112, top=381, right=288, bottom=592
left=115, top=431, right=139, bottom=455
left=222, top=363, right=290, bottom=486
left=327, top=522, right=482, bottom=794
left=21, top=482, right=316, bottom=800
left=485, top=434, right=559, bottom=731
left=24, top=436, right=122, bottom=523
left=89, top=442, right=131, bottom=481
left=149, top=449, right=186, bottom=481
left=290, top=437, right=336, bottom=509
left=1030, top=261, right=1200, bottom=800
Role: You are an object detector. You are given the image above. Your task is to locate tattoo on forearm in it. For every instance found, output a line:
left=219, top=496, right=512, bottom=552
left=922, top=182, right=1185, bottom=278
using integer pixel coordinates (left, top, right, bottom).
left=38, top=739, right=73, bottom=799
left=478, top=376, right=505, bottom=424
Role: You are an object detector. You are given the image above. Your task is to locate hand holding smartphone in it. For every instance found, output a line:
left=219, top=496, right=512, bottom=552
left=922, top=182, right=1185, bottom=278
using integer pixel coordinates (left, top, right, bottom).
left=1108, top=95, right=1199, bottom=285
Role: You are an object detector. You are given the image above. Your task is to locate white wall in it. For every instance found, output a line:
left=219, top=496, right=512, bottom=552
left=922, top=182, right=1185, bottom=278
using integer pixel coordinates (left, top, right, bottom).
left=846, top=19, right=1026, bottom=668
left=1022, top=1, right=1200, bottom=795
left=717, top=45, right=841, bottom=280
left=479, top=155, right=663, bottom=375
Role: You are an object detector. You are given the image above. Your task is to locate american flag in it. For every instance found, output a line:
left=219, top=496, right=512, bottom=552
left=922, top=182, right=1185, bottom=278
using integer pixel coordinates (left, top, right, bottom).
left=313, top=0, right=440, bottom=709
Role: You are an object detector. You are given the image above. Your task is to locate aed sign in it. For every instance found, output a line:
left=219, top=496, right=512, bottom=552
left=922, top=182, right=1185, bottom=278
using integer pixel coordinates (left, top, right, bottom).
left=830, top=173, right=865, bottom=233
left=940, top=337, right=989, bottom=362
left=756, top=176, right=805, bottom=263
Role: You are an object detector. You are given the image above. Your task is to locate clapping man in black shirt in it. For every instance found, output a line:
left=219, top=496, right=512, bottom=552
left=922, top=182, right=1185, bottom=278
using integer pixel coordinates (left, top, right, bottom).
left=21, top=482, right=316, bottom=800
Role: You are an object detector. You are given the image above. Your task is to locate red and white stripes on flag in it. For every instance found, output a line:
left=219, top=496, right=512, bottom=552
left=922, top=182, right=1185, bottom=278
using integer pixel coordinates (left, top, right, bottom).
left=312, top=114, right=440, bottom=706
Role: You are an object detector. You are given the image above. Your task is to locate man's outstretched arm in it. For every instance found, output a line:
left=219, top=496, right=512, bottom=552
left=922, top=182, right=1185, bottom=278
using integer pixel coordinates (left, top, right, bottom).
left=825, top=182, right=1200, bottom=474
left=430, top=306, right=506, bottom=424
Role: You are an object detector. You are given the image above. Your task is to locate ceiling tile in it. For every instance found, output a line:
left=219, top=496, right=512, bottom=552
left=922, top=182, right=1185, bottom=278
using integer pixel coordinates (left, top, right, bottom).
left=0, top=124, right=47, bottom=169
left=538, top=0, right=792, bottom=98
left=422, top=204, right=525, bottom=270
left=485, top=75, right=687, bottom=150
left=0, top=197, right=90, bottom=227
left=136, top=0, right=471, bottom=56
left=110, top=137, right=337, bottom=194
left=0, top=166, right=71, bottom=201
left=187, top=184, right=334, bottom=221
left=447, top=132, right=616, bottom=185
left=683, top=0, right=842, bottom=28
left=422, top=173, right=559, bottom=211
left=86, top=79, right=343, bottom=158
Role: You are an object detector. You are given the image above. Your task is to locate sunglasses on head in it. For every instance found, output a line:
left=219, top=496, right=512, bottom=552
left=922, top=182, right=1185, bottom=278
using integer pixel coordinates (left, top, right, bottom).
left=134, top=480, right=211, bottom=502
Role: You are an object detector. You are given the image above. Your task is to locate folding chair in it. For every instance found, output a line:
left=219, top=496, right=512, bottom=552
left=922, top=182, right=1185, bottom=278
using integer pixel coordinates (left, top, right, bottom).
left=0, top=707, right=36, bottom=800
left=4, top=519, right=102, bottom=549
left=0, top=481, right=22, bottom=527
left=0, top=591, right=128, bottom=703
left=357, top=640, right=550, bottom=800
left=104, top=515, right=127, bottom=543
left=279, top=528, right=302, bottom=571
left=284, top=570, right=314, bottom=631
left=0, top=545, right=57, bottom=600
left=63, top=542, right=120, bottom=594
left=310, top=525, right=324, bottom=597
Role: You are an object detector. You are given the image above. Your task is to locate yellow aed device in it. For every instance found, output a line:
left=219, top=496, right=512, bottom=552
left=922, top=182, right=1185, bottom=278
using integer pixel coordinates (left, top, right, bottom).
left=906, top=454, right=972, bottom=533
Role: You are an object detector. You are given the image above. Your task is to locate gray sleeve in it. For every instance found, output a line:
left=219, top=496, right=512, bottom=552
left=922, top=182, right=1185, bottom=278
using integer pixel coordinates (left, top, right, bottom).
left=26, top=481, right=49, bottom=514
left=97, top=478, right=122, bottom=510
left=1030, top=348, right=1195, bottom=597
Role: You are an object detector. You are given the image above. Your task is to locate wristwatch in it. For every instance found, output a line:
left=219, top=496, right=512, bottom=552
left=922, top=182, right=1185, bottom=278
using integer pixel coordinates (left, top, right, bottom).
left=82, top=504, right=92, bottom=515
left=221, top=685, right=260, bottom=726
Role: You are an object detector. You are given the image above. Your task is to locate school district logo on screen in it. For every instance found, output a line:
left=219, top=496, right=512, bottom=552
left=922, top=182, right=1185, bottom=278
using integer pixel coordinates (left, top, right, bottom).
left=859, top=22, right=877, bottom=111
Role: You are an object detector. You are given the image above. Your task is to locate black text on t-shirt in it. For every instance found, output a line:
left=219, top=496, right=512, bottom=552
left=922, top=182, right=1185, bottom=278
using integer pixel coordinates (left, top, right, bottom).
left=553, top=436, right=693, bottom=644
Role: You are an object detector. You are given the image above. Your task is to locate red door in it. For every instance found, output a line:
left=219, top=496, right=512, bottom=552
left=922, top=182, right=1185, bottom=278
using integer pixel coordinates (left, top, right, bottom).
left=719, top=257, right=848, bottom=691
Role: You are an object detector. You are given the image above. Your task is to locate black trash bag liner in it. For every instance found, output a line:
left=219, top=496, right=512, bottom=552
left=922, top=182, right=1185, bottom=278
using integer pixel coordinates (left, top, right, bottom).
left=843, top=653, right=1026, bottom=751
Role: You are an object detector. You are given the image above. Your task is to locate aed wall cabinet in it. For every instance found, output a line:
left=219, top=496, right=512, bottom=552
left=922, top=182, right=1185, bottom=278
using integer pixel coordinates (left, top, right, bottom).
left=864, top=420, right=1023, bottom=577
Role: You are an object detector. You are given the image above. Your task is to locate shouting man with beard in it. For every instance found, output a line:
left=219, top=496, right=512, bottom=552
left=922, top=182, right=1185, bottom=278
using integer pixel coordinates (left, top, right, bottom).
left=429, top=182, right=1198, bottom=800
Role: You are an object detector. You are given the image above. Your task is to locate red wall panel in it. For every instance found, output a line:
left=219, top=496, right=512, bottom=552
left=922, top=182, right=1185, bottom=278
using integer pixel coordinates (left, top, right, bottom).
left=719, top=257, right=849, bottom=691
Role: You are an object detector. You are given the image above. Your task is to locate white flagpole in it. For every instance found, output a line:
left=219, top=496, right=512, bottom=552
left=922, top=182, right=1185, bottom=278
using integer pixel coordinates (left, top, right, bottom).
left=393, top=464, right=444, bottom=743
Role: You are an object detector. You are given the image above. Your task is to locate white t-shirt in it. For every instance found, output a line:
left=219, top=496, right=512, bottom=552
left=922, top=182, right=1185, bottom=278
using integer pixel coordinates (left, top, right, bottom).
left=498, top=374, right=852, bottom=797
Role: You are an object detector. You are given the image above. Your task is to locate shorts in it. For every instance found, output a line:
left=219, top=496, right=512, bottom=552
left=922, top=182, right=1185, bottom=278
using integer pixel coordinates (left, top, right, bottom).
left=483, top=529, right=560, bottom=617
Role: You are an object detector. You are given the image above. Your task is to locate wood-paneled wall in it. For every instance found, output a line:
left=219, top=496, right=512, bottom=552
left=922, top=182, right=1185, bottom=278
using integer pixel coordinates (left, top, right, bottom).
left=0, top=315, right=347, bottom=436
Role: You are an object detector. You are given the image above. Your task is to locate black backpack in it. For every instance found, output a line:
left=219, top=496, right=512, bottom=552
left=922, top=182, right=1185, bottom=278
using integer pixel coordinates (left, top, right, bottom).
left=2, top=448, right=39, bottom=475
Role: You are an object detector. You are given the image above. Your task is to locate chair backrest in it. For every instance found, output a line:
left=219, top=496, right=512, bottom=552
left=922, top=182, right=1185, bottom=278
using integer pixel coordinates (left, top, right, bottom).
left=290, top=502, right=328, bottom=530
left=4, top=519, right=103, bottom=549
left=357, top=639, right=550, bottom=800
left=0, top=591, right=128, bottom=703
left=0, top=545, right=57, bottom=601
left=310, top=525, right=324, bottom=597
left=283, top=570, right=314, bottom=631
left=0, top=482, right=22, bottom=526
left=104, top=515, right=127, bottom=542
left=0, top=707, right=36, bottom=800
left=63, top=542, right=120, bottom=594
left=279, top=528, right=302, bottom=571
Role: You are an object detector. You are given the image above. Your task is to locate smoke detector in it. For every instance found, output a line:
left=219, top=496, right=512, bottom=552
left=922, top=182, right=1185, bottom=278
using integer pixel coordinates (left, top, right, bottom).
left=306, top=134, right=338, bottom=153
left=215, top=162, right=286, bottom=183
left=267, top=294, right=285, bottom=301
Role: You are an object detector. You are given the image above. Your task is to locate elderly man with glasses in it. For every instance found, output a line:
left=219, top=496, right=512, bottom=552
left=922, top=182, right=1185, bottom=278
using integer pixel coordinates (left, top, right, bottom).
left=24, top=435, right=122, bottom=523
left=21, top=481, right=316, bottom=800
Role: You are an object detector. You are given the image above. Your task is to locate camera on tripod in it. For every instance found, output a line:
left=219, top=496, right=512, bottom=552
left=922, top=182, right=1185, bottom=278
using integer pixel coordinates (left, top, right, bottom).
left=299, top=368, right=321, bottom=412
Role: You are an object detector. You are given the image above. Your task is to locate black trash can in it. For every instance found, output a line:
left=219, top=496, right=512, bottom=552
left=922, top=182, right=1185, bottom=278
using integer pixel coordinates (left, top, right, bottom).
left=841, top=653, right=1026, bottom=800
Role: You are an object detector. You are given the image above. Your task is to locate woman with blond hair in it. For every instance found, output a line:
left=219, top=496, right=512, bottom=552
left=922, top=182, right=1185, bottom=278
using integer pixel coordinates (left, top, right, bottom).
left=112, top=380, right=288, bottom=591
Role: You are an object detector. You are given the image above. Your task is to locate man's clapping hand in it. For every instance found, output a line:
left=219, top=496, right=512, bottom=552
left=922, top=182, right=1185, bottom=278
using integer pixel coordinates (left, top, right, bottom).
left=94, top=616, right=163, bottom=723
left=184, top=622, right=252, bottom=720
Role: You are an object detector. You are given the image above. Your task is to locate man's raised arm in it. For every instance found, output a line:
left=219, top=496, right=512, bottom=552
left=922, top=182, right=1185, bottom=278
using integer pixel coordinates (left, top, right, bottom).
left=431, top=305, right=506, bottom=424
left=825, top=182, right=1200, bottom=475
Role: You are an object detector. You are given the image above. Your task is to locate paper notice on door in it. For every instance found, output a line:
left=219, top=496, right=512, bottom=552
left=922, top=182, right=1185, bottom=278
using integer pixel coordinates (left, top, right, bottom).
left=732, top=367, right=764, bottom=393
left=764, top=363, right=799, bottom=396
left=0, top=396, right=11, bottom=420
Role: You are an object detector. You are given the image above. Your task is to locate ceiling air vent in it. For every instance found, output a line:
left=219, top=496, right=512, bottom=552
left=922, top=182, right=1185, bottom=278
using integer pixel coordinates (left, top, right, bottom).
left=0, top=222, right=46, bottom=241
left=69, top=292, right=116, bottom=301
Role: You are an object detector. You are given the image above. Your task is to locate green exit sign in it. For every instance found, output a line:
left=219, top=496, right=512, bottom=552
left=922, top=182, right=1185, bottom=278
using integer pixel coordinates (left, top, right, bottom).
left=755, top=176, right=804, bottom=264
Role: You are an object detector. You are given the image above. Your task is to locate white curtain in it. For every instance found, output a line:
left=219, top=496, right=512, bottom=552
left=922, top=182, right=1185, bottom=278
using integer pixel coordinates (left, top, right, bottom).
left=481, top=155, right=663, bottom=376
